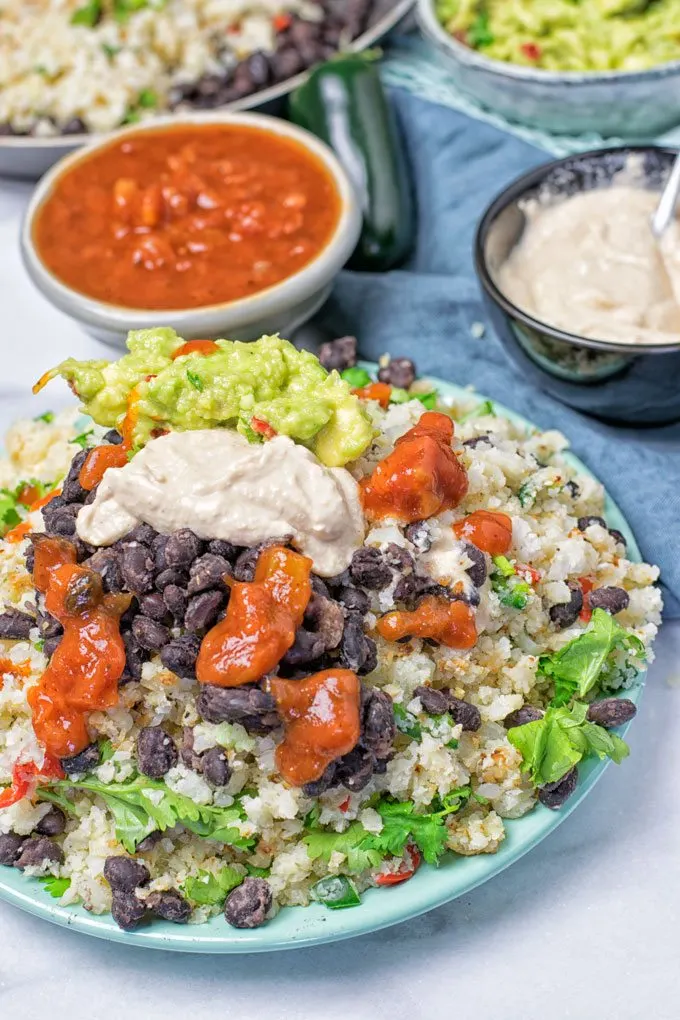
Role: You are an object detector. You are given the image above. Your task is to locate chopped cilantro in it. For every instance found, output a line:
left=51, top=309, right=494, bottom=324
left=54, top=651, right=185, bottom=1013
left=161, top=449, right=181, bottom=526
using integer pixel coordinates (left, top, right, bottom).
left=245, top=864, right=271, bottom=878
left=35, top=638, right=45, bottom=653
left=540, top=608, right=645, bottom=707
left=467, top=9, right=494, bottom=48
left=415, top=390, right=438, bottom=410
left=70, top=0, right=102, bottom=27
left=101, top=43, right=121, bottom=59
left=38, top=875, right=71, bottom=898
left=186, top=369, right=204, bottom=392
left=393, top=703, right=422, bottom=741
left=491, top=556, right=531, bottom=609
left=460, top=399, right=496, bottom=423
left=72, top=429, right=94, bottom=449
left=183, top=866, right=243, bottom=905
left=113, top=0, right=152, bottom=21
left=341, top=366, right=372, bottom=388
left=508, top=701, right=629, bottom=787
left=137, top=89, right=158, bottom=109
left=34, top=410, right=55, bottom=424
left=99, top=739, right=116, bottom=763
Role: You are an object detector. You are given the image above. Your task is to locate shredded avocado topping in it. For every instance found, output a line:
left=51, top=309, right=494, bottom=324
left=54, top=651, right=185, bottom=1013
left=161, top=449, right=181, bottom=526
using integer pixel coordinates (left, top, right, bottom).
left=36, top=330, right=374, bottom=468
left=436, top=0, right=680, bottom=73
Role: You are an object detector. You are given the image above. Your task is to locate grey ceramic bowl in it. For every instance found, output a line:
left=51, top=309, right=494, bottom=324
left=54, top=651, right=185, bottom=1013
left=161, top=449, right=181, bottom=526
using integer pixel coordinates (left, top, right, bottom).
left=20, top=112, right=362, bottom=349
left=475, top=146, right=680, bottom=427
left=418, top=0, right=680, bottom=138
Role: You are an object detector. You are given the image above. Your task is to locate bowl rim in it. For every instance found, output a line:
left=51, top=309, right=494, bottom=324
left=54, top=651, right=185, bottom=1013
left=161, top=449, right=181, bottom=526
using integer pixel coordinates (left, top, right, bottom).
left=417, top=0, right=680, bottom=85
left=20, top=111, right=362, bottom=327
left=474, top=144, right=680, bottom=356
left=0, top=0, right=415, bottom=151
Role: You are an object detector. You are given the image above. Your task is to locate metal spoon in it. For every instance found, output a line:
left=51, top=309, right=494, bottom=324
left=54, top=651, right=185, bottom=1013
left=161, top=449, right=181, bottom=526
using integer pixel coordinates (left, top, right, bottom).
left=650, top=151, right=680, bottom=239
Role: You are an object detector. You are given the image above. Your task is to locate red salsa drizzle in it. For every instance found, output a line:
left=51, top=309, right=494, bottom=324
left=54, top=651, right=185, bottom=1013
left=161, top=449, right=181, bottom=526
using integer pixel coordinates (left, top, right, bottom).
left=360, top=412, right=468, bottom=523
left=377, top=596, right=478, bottom=650
left=453, top=509, right=513, bottom=556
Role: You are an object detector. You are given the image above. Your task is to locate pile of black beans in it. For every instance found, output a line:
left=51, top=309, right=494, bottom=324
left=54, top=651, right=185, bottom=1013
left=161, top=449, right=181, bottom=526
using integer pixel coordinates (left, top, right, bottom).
left=0, top=806, right=66, bottom=872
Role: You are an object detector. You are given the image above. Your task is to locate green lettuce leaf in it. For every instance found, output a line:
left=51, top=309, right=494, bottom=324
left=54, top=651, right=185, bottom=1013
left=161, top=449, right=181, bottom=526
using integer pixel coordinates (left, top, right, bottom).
left=540, top=608, right=643, bottom=706
left=508, top=701, right=630, bottom=786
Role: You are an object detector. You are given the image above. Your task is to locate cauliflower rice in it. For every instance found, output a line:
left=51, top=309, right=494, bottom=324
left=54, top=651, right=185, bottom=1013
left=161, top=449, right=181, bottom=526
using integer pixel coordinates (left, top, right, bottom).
left=0, top=375, right=662, bottom=929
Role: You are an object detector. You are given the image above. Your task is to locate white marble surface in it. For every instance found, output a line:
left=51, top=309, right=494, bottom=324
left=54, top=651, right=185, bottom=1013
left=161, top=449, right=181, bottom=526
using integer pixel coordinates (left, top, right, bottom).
left=1, top=180, right=679, bottom=1020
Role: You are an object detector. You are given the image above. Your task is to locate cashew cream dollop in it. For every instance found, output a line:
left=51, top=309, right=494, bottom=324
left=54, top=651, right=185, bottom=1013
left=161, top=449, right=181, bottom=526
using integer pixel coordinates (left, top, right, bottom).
left=76, top=430, right=365, bottom=576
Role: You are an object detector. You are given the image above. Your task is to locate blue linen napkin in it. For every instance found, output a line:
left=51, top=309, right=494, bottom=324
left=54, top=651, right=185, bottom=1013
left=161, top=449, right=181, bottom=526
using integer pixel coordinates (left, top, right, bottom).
left=316, top=89, right=680, bottom=617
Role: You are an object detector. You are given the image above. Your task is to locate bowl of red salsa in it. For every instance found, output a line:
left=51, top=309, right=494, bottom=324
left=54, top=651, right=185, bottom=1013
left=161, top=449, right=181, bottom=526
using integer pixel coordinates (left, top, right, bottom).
left=21, top=113, right=362, bottom=347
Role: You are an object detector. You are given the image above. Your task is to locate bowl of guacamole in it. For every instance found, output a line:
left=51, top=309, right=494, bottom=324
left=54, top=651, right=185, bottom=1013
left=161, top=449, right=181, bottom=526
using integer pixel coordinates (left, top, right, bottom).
left=418, top=0, right=680, bottom=136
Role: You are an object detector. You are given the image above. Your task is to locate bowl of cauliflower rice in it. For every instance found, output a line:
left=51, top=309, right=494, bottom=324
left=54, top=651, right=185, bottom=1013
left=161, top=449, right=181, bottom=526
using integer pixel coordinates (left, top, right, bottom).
left=0, top=331, right=661, bottom=951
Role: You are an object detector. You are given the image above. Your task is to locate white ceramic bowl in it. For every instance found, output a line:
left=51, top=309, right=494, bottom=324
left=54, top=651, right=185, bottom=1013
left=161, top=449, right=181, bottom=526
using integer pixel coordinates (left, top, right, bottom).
left=21, top=112, right=362, bottom=349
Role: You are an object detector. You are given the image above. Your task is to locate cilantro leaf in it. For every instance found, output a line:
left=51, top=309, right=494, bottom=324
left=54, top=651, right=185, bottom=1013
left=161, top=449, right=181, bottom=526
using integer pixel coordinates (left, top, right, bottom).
left=186, top=369, right=204, bottom=392
left=393, top=703, right=422, bottom=740
left=70, top=0, right=102, bottom=26
left=34, top=410, right=55, bottom=424
left=467, top=10, right=494, bottom=48
left=71, top=429, right=94, bottom=450
left=491, top=557, right=531, bottom=609
left=38, top=875, right=71, bottom=898
left=415, top=391, right=438, bottom=410
left=540, top=608, right=642, bottom=707
left=99, top=739, right=116, bottom=763
left=47, top=775, right=254, bottom=853
left=507, top=701, right=630, bottom=786
left=183, top=866, right=243, bottom=905
left=460, top=399, right=495, bottom=423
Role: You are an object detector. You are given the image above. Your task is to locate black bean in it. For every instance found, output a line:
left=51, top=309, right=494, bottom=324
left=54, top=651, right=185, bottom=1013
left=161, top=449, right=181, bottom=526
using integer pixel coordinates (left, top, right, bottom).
left=311, top=575, right=330, bottom=599
left=184, top=590, right=224, bottom=632
left=37, top=609, right=62, bottom=639
left=549, top=581, right=583, bottom=630
left=163, top=584, right=188, bottom=621
left=318, top=335, right=357, bottom=372
left=586, top=698, right=637, bottom=729
left=464, top=542, right=487, bottom=588
left=270, top=45, right=304, bottom=81
left=225, top=877, right=272, bottom=929
left=446, top=696, right=481, bottom=732
left=111, top=891, right=146, bottom=931
left=384, top=543, right=415, bottom=575
left=124, top=523, right=157, bottom=546
left=61, top=449, right=89, bottom=503
left=103, top=856, right=150, bottom=892
left=564, top=480, right=580, bottom=499
left=538, top=767, right=578, bottom=809
left=179, top=726, right=201, bottom=772
left=83, top=548, right=123, bottom=593
left=588, top=586, right=630, bottom=615
left=0, top=607, right=35, bottom=639
left=335, top=586, right=369, bottom=614
left=304, top=595, right=344, bottom=650
left=160, top=634, right=201, bottom=679
left=121, top=632, right=148, bottom=682
left=64, top=570, right=103, bottom=615
left=14, top=837, right=63, bottom=870
left=43, top=500, right=79, bottom=535
left=336, top=747, right=374, bottom=792
left=302, top=762, right=337, bottom=797
left=378, top=357, right=416, bottom=390
left=197, top=685, right=279, bottom=732
left=136, top=831, right=162, bottom=853
left=43, top=636, right=61, bottom=658
left=339, top=613, right=376, bottom=674
left=187, top=554, right=231, bottom=595
left=245, top=50, right=270, bottom=87
left=120, top=543, right=155, bottom=594
left=34, top=807, right=66, bottom=837
left=153, top=534, right=169, bottom=571
left=138, top=593, right=170, bottom=622
left=201, top=747, right=232, bottom=787
left=361, top=687, right=396, bottom=759
left=61, top=743, right=101, bottom=776
left=232, top=547, right=260, bottom=582
left=462, top=435, right=491, bottom=448
left=283, top=628, right=325, bottom=666
left=208, top=540, right=239, bottom=561
left=608, top=528, right=627, bottom=549
left=165, top=529, right=203, bottom=568
left=577, top=516, right=607, bottom=532
left=137, top=726, right=178, bottom=779
left=61, top=117, right=87, bottom=135
left=155, top=568, right=188, bottom=591
left=504, top=706, right=544, bottom=729
left=147, top=890, right=191, bottom=924
left=404, top=521, right=432, bottom=552
left=414, top=685, right=448, bottom=715
left=0, top=833, right=26, bottom=866
left=132, top=615, right=170, bottom=653
left=349, top=547, right=391, bottom=590
left=103, top=429, right=123, bottom=445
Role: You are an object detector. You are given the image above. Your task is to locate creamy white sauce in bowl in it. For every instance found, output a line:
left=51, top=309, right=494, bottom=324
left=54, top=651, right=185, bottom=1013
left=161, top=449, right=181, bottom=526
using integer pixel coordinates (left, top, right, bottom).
left=498, top=185, right=680, bottom=347
left=76, top=430, right=365, bottom=577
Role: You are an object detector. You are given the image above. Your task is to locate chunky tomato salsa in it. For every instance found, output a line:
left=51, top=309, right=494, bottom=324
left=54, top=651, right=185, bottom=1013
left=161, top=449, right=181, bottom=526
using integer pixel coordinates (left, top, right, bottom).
left=33, top=124, right=342, bottom=310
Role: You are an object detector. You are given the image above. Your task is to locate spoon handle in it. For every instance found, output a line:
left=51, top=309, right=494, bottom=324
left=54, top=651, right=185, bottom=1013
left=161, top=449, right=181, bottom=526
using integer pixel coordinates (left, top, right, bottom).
left=651, top=152, right=680, bottom=238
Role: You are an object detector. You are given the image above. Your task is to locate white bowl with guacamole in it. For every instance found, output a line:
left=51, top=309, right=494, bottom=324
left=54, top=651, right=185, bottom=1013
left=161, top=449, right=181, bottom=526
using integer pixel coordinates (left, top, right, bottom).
left=20, top=112, right=362, bottom=349
left=418, top=0, right=680, bottom=137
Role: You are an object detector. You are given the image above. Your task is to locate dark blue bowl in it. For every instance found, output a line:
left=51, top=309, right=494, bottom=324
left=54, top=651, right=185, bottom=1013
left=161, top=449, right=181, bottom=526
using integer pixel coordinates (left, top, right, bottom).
left=475, top=147, right=680, bottom=427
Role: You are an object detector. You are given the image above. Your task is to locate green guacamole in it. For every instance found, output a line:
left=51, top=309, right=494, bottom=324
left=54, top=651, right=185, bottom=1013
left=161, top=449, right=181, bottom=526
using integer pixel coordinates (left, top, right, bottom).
left=39, top=330, right=373, bottom=468
left=436, top=0, right=680, bottom=72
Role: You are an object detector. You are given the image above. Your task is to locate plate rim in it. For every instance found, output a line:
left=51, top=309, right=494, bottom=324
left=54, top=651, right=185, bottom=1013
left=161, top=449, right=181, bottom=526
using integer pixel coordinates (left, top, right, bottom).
left=0, top=369, right=647, bottom=952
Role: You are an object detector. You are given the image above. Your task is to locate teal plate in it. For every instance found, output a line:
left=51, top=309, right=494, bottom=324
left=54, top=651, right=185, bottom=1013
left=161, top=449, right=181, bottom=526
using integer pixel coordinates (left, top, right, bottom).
left=0, top=371, right=646, bottom=952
